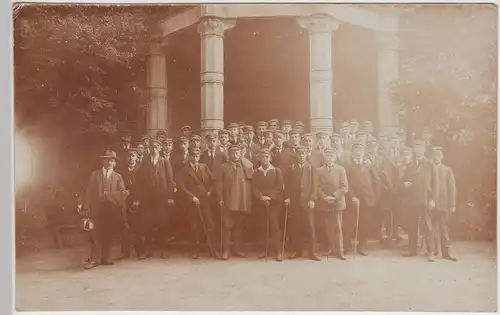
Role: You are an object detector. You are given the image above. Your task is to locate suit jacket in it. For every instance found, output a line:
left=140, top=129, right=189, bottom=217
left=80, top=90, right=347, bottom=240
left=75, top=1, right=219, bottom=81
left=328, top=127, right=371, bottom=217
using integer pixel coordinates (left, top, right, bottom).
left=177, top=163, right=214, bottom=202
left=315, top=164, right=348, bottom=211
left=171, top=150, right=189, bottom=176
left=252, top=165, right=283, bottom=202
left=115, top=142, right=132, bottom=161
left=83, top=169, right=126, bottom=212
left=117, top=163, right=142, bottom=205
left=200, top=148, right=228, bottom=175
left=271, top=147, right=295, bottom=171
left=245, top=142, right=261, bottom=167
left=402, top=157, right=438, bottom=207
left=138, top=155, right=175, bottom=201
left=345, top=159, right=381, bottom=207
left=435, top=164, right=457, bottom=211
left=284, top=161, right=317, bottom=210
left=216, top=159, right=254, bottom=212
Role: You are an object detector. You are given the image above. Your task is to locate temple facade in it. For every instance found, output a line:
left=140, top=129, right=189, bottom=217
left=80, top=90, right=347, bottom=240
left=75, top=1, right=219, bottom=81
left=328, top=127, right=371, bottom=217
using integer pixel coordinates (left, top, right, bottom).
left=147, top=4, right=400, bottom=137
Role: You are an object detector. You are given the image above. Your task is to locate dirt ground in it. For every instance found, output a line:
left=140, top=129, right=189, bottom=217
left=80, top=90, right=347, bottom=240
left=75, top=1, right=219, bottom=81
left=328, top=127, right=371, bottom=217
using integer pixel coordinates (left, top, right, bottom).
left=16, top=241, right=497, bottom=312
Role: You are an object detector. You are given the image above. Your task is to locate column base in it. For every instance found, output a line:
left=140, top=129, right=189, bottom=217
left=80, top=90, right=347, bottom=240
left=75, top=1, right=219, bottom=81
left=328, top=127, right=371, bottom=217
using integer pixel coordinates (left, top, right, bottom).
left=201, top=119, right=224, bottom=138
left=310, top=118, right=333, bottom=136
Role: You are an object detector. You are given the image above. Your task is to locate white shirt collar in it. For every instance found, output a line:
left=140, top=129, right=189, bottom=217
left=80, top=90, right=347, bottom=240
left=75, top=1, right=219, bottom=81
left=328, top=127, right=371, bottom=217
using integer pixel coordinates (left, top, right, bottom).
left=258, top=164, right=275, bottom=176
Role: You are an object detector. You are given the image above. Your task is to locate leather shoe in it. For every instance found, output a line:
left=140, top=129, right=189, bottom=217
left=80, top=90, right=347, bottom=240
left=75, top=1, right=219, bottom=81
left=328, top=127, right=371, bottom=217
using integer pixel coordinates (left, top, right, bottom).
left=221, top=251, right=229, bottom=260
left=337, top=254, right=347, bottom=260
left=308, top=254, right=321, bottom=261
left=289, top=252, right=302, bottom=259
left=138, top=252, right=152, bottom=260
left=233, top=251, right=246, bottom=258
left=83, top=260, right=99, bottom=269
left=276, top=252, right=283, bottom=262
left=357, top=250, right=368, bottom=256
left=100, top=259, right=114, bottom=266
left=443, top=255, right=458, bottom=262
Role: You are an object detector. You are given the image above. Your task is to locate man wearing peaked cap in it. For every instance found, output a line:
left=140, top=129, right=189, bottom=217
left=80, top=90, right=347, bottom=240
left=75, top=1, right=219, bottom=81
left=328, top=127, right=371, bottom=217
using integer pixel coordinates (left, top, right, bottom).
left=349, top=120, right=360, bottom=142
left=362, top=120, right=374, bottom=136
left=310, top=131, right=329, bottom=168
left=141, top=135, right=151, bottom=156
left=294, top=121, right=305, bottom=135
left=343, top=138, right=381, bottom=256
left=339, top=122, right=352, bottom=150
left=281, top=119, right=293, bottom=137
left=288, top=129, right=302, bottom=151
left=271, top=129, right=294, bottom=170
left=218, top=129, right=231, bottom=155
left=315, top=144, right=349, bottom=260
left=189, top=135, right=202, bottom=149
left=262, top=130, right=275, bottom=150
left=331, top=133, right=350, bottom=166
left=171, top=136, right=190, bottom=174
left=253, top=146, right=285, bottom=261
left=177, top=142, right=219, bottom=259
left=268, top=118, right=280, bottom=132
left=227, top=123, right=240, bottom=145
left=181, top=125, right=193, bottom=138
left=401, top=138, right=438, bottom=261
left=201, top=132, right=227, bottom=174
left=428, top=145, right=457, bottom=261
left=156, top=130, right=167, bottom=140
left=82, top=149, right=127, bottom=269
left=217, top=141, right=254, bottom=260
left=255, top=121, right=267, bottom=146
left=284, top=144, right=321, bottom=260
left=242, top=126, right=260, bottom=166
left=135, top=142, right=146, bottom=165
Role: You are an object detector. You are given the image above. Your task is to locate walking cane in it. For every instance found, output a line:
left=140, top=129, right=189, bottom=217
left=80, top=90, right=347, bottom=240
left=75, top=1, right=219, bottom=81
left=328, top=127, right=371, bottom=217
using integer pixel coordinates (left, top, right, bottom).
left=281, top=202, right=290, bottom=259
left=353, top=201, right=360, bottom=258
left=220, top=203, right=224, bottom=255
left=265, top=200, right=270, bottom=262
left=196, top=203, right=215, bottom=257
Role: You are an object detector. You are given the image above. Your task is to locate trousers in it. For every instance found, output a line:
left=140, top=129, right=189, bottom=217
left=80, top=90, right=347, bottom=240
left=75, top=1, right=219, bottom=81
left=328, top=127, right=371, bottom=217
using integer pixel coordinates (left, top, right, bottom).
left=318, top=210, right=344, bottom=254
left=407, top=205, right=434, bottom=256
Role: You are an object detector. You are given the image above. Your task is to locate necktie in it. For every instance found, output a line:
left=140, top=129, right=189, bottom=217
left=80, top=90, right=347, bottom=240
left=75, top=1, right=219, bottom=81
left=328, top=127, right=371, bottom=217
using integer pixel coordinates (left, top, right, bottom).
left=209, top=152, right=214, bottom=168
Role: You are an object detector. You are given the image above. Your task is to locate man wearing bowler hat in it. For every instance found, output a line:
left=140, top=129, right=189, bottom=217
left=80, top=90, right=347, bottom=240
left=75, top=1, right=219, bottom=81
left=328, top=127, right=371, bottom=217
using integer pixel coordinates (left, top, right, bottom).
left=82, top=150, right=127, bottom=269
left=216, top=145, right=254, bottom=260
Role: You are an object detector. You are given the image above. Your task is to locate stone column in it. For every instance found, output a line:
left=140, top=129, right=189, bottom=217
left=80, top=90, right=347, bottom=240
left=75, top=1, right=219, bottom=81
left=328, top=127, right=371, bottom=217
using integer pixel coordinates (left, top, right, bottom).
left=377, top=32, right=400, bottom=136
left=197, top=17, right=236, bottom=137
left=147, top=41, right=168, bottom=137
left=298, top=14, right=339, bottom=135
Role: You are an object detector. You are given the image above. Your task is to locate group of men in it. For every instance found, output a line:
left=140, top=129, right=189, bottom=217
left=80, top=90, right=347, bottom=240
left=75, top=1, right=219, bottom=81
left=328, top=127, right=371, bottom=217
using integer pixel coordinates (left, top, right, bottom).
left=80, top=118, right=458, bottom=270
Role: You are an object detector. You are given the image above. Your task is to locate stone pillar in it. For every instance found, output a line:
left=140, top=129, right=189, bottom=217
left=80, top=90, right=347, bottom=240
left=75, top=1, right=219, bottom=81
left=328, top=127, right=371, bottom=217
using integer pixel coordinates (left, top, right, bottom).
left=298, top=14, right=339, bottom=135
left=377, top=32, right=400, bottom=136
left=147, top=41, right=168, bottom=137
left=198, top=17, right=236, bottom=137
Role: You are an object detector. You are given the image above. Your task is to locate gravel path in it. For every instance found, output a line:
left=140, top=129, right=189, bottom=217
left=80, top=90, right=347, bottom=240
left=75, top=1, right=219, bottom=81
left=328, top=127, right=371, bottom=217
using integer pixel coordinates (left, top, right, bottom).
left=15, top=241, right=497, bottom=312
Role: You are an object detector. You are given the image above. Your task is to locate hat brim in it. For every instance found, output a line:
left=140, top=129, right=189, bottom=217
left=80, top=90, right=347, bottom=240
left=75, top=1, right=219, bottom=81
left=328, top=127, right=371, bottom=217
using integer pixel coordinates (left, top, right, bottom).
left=100, top=155, right=119, bottom=160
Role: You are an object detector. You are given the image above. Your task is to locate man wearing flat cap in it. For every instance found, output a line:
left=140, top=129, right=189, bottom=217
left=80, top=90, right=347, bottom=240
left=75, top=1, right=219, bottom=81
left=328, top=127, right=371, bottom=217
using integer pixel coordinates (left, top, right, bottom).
left=227, top=123, right=240, bottom=145
left=136, top=138, right=175, bottom=260
left=288, top=129, right=302, bottom=153
left=315, top=147, right=349, bottom=260
left=216, top=144, right=254, bottom=260
left=177, top=147, right=219, bottom=259
left=253, top=148, right=285, bottom=261
left=401, top=139, right=438, bottom=261
left=284, top=146, right=321, bottom=261
left=268, top=119, right=280, bottom=132
left=343, top=141, right=381, bottom=256
left=429, top=147, right=457, bottom=261
left=262, top=130, right=275, bottom=150
left=116, top=148, right=143, bottom=260
left=82, top=150, right=127, bottom=269
left=311, top=131, right=329, bottom=168
left=181, top=125, right=193, bottom=138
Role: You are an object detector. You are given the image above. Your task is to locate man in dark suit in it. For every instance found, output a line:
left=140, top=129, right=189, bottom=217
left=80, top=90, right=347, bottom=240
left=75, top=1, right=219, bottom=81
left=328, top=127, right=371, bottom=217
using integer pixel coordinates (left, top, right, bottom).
left=177, top=147, right=219, bottom=259
left=284, top=146, right=321, bottom=261
left=401, top=139, right=438, bottom=262
left=271, top=130, right=294, bottom=171
left=162, top=138, right=174, bottom=163
left=116, top=148, right=143, bottom=260
left=137, top=139, right=175, bottom=260
left=430, top=147, right=457, bottom=261
left=344, top=142, right=381, bottom=256
left=281, top=119, right=293, bottom=148
left=82, top=150, right=127, bottom=269
left=156, top=130, right=167, bottom=142
left=141, top=135, right=151, bottom=156
left=201, top=133, right=227, bottom=174
left=315, top=147, right=349, bottom=260
left=253, top=148, right=285, bottom=261
left=171, top=136, right=190, bottom=176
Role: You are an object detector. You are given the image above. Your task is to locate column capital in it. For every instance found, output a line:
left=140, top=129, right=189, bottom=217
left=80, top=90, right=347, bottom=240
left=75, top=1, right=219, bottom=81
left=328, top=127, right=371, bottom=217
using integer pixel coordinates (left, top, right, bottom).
left=149, top=39, right=168, bottom=55
left=297, top=13, right=340, bottom=34
left=377, top=32, right=400, bottom=51
left=197, top=17, right=236, bottom=37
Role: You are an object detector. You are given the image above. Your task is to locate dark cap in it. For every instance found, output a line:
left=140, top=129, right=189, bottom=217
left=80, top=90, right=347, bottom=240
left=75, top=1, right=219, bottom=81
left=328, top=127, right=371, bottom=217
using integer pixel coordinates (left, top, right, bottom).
left=331, top=133, right=341, bottom=140
left=218, top=129, right=229, bottom=136
left=228, top=144, right=242, bottom=152
left=164, top=138, right=174, bottom=144
left=141, top=134, right=151, bottom=141
left=301, top=133, right=314, bottom=140
left=190, top=135, right=202, bottom=142
left=268, top=118, right=279, bottom=125
left=188, top=147, right=201, bottom=155
left=294, top=146, right=307, bottom=154
left=282, top=120, right=292, bottom=126
left=259, top=148, right=272, bottom=156
left=352, top=142, right=366, bottom=150
left=227, top=122, right=239, bottom=129
left=273, top=130, right=285, bottom=137
left=323, top=147, right=337, bottom=155
left=263, top=129, right=274, bottom=136
left=150, top=139, right=162, bottom=147
left=179, top=136, right=189, bottom=143
left=316, top=131, right=329, bottom=139
left=127, top=148, right=138, bottom=155
left=156, top=130, right=167, bottom=137
left=206, top=133, right=218, bottom=140
left=289, top=129, right=301, bottom=136
left=243, top=125, right=254, bottom=133
left=181, top=125, right=192, bottom=131
left=257, top=121, right=268, bottom=127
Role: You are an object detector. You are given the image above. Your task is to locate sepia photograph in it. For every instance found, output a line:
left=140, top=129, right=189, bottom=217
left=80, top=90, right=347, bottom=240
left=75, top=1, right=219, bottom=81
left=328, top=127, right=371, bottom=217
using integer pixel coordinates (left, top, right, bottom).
left=13, top=2, right=497, bottom=312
